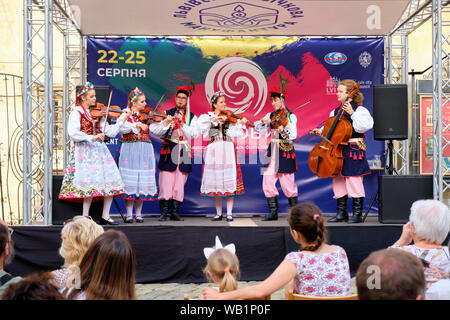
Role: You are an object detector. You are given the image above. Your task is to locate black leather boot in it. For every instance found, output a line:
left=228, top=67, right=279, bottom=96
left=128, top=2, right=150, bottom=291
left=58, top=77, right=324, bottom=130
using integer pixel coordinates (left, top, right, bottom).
left=263, top=197, right=278, bottom=221
left=328, top=195, right=349, bottom=222
left=169, top=199, right=184, bottom=221
left=288, top=196, right=298, bottom=208
left=348, top=197, right=364, bottom=224
left=158, top=199, right=170, bottom=221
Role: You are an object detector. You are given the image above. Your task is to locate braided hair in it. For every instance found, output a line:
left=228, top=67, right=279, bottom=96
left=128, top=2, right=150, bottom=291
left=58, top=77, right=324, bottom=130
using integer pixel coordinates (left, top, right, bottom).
left=288, top=202, right=327, bottom=252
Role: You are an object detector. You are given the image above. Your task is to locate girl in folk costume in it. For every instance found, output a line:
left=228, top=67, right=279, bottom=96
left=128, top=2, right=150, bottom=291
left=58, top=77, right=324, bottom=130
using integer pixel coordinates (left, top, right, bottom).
left=118, top=87, right=158, bottom=223
left=254, top=80, right=298, bottom=221
left=311, top=79, right=374, bottom=223
left=198, top=91, right=248, bottom=222
left=150, top=85, right=199, bottom=222
left=59, top=82, right=131, bottom=225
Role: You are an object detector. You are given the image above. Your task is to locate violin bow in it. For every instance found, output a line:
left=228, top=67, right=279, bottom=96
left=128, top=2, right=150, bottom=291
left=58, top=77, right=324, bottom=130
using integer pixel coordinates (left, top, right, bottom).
left=153, top=94, right=166, bottom=113
left=292, top=99, right=312, bottom=112
left=102, top=90, right=113, bottom=135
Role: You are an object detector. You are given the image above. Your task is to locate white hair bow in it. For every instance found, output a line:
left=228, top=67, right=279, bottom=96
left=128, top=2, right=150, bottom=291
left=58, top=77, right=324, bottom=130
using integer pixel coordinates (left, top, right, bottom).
left=203, top=236, right=236, bottom=259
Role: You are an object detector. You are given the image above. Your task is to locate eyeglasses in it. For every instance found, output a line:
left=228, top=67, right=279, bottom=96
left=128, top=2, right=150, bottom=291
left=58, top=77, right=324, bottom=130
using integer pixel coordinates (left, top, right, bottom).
left=176, top=96, right=188, bottom=100
left=64, top=216, right=93, bottom=225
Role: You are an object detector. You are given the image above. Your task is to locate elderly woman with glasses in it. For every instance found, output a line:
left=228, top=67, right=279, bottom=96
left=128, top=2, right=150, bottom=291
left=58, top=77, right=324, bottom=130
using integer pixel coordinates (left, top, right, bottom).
left=390, top=199, right=450, bottom=291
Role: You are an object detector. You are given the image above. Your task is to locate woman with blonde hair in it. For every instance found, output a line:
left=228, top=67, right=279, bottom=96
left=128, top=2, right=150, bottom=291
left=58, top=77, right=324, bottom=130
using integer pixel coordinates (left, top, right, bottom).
left=63, top=230, right=136, bottom=300
left=203, top=236, right=240, bottom=293
left=52, top=216, right=104, bottom=289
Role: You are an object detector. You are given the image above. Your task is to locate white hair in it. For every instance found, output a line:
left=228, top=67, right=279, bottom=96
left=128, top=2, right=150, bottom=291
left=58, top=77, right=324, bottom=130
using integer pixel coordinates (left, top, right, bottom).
left=409, top=199, right=450, bottom=244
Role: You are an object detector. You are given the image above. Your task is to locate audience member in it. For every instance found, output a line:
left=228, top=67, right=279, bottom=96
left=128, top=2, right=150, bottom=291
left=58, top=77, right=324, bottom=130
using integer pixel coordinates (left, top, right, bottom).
left=0, top=219, right=21, bottom=297
left=426, top=240, right=450, bottom=300
left=203, top=236, right=240, bottom=293
left=2, top=272, right=64, bottom=300
left=202, top=202, right=351, bottom=300
left=356, top=248, right=425, bottom=300
left=390, top=199, right=450, bottom=289
left=53, top=216, right=104, bottom=289
left=62, top=230, right=136, bottom=300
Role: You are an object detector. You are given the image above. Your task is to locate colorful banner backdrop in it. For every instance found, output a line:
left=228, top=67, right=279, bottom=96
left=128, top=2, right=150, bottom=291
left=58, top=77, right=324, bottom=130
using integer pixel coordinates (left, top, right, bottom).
left=87, top=37, right=384, bottom=215
left=420, top=95, right=450, bottom=174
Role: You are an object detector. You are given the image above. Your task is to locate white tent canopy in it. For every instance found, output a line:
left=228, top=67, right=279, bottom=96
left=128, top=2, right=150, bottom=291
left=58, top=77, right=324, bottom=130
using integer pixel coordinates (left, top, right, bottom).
left=67, top=0, right=410, bottom=36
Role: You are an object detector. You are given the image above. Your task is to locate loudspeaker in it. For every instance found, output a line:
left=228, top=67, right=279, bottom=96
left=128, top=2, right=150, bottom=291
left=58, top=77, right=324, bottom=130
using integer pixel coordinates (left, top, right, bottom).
left=373, top=84, right=408, bottom=140
left=76, top=85, right=111, bottom=105
left=378, top=175, right=433, bottom=224
left=52, top=175, right=103, bottom=225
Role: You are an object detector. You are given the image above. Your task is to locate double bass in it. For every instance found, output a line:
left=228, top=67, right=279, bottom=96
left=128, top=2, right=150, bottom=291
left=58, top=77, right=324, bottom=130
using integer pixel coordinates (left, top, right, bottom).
left=308, top=83, right=360, bottom=178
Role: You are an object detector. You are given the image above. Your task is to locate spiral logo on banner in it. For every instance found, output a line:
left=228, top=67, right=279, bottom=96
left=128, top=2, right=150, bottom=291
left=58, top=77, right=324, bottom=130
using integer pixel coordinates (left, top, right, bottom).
left=205, top=57, right=267, bottom=116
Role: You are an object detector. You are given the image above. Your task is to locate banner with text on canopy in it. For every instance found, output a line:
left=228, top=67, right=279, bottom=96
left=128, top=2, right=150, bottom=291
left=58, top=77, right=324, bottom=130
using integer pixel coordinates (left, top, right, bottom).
left=86, top=37, right=384, bottom=215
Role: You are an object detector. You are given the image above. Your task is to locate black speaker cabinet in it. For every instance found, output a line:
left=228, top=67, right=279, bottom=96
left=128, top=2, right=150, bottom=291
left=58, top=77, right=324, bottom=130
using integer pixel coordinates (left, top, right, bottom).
left=52, top=175, right=103, bottom=225
left=378, top=175, right=433, bottom=224
left=373, top=84, right=408, bottom=141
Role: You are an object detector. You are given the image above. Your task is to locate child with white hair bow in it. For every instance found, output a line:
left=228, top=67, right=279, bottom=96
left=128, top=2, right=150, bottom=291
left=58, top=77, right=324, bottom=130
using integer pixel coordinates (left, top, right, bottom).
left=203, top=236, right=240, bottom=293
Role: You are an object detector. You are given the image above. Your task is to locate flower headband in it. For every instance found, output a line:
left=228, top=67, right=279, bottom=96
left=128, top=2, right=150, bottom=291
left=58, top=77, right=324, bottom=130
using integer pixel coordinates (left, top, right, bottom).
left=76, top=82, right=94, bottom=105
left=203, top=236, right=236, bottom=260
left=210, top=91, right=225, bottom=106
left=127, top=87, right=143, bottom=107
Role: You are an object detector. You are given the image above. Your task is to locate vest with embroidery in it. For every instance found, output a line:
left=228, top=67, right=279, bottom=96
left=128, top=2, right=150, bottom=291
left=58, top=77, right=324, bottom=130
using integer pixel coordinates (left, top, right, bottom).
left=333, top=102, right=371, bottom=177
left=120, top=115, right=151, bottom=143
left=333, top=102, right=365, bottom=139
left=79, top=110, right=101, bottom=135
left=262, top=111, right=297, bottom=173
left=158, top=107, right=195, bottom=173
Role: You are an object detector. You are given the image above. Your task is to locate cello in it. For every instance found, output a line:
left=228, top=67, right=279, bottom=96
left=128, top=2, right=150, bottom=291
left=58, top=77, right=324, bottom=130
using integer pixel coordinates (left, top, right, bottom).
left=308, top=83, right=360, bottom=178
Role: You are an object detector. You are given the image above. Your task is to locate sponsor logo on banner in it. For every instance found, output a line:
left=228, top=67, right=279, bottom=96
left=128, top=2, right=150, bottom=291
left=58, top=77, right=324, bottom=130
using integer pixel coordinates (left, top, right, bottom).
left=359, top=51, right=372, bottom=68
left=324, top=52, right=347, bottom=65
left=173, top=1, right=304, bottom=33
left=326, top=76, right=340, bottom=95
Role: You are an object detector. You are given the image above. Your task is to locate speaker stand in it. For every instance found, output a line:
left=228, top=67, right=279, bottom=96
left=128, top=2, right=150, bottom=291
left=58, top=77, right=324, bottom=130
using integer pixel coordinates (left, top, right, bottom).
left=362, top=192, right=378, bottom=222
left=113, top=198, right=127, bottom=223
left=386, top=140, right=399, bottom=175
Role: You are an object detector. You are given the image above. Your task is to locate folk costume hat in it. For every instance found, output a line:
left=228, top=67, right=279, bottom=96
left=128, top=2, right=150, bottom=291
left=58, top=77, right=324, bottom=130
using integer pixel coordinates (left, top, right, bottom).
left=176, top=81, right=195, bottom=125
left=270, top=73, right=292, bottom=124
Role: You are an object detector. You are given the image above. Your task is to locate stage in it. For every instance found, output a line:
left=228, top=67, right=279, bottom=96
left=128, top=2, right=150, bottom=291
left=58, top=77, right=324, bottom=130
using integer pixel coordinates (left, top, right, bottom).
left=6, top=215, right=406, bottom=283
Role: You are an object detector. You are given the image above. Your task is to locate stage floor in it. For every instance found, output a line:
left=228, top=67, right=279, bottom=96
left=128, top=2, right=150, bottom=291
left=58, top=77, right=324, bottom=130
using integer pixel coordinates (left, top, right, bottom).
left=107, top=214, right=392, bottom=227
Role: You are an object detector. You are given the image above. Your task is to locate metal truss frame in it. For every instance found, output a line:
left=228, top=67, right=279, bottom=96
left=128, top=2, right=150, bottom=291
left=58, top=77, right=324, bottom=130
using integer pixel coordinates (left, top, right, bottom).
left=432, top=0, right=450, bottom=201
left=23, top=0, right=82, bottom=225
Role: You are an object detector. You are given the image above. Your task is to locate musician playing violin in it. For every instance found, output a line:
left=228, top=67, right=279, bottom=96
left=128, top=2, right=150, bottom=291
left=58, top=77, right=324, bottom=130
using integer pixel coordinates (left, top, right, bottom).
left=150, top=86, right=200, bottom=221
left=59, top=82, right=131, bottom=225
left=197, top=91, right=249, bottom=222
left=254, top=87, right=298, bottom=221
left=311, top=79, right=373, bottom=224
left=118, top=87, right=160, bottom=223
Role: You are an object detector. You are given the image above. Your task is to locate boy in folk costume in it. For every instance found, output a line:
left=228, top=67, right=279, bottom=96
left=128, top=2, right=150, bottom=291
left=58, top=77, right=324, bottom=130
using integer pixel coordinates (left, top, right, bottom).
left=255, top=79, right=298, bottom=221
left=150, top=85, right=199, bottom=221
left=59, top=82, right=131, bottom=225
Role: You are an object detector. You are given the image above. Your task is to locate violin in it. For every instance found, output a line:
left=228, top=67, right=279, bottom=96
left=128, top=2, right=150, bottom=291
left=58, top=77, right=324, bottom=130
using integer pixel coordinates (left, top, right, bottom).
left=307, top=82, right=360, bottom=178
left=218, top=110, right=255, bottom=127
left=89, top=103, right=125, bottom=119
left=270, top=108, right=290, bottom=139
left=136, top=107, right=168, bottom=123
